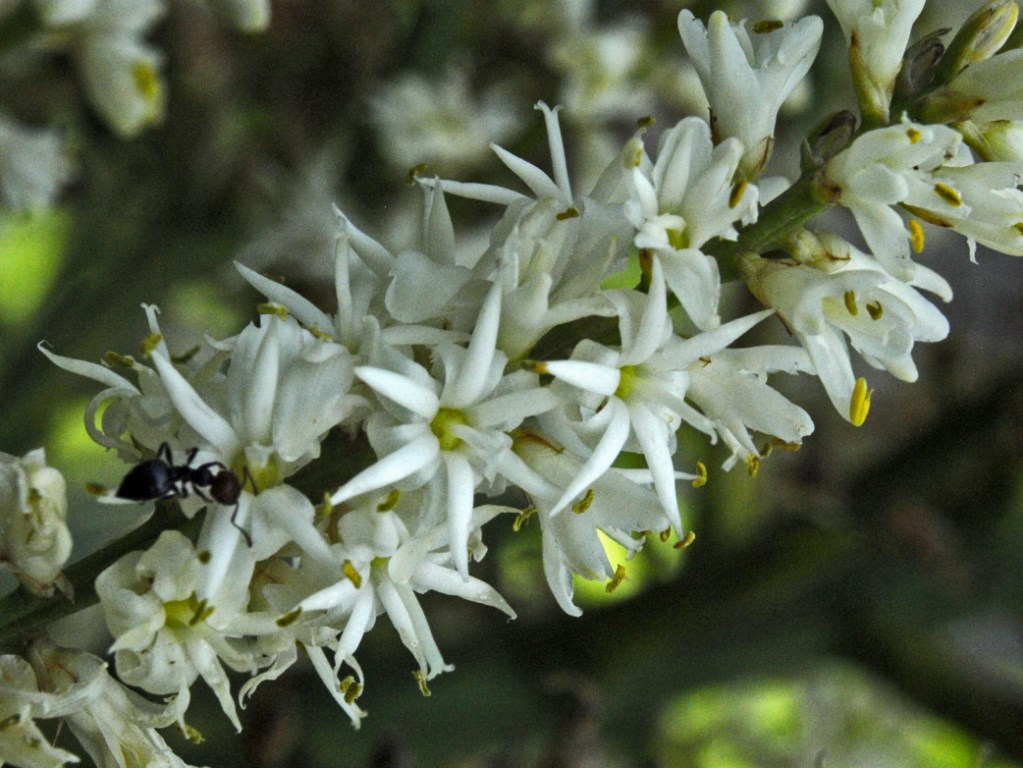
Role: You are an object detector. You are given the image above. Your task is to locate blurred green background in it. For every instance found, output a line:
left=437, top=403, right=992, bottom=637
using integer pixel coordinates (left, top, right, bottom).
left=2, top=1, right=1022, bottom=766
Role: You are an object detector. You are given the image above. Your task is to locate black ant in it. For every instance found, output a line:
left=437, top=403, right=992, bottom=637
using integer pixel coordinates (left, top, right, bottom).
left=116, top=442, right=254, bottom=545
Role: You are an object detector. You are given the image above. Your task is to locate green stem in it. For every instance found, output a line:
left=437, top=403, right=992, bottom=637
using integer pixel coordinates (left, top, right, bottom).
left=0, top=503, right=195, bottom=653
left=706, top=172, right=834, bottom=280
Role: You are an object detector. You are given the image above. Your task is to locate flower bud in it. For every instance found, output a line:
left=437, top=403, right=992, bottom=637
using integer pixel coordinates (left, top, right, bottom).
left=934, top=0, right=1019, bottom=84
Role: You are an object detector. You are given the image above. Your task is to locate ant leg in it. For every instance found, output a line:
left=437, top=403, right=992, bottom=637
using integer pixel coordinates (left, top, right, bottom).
left=184, top=447, right=199, bottom=468
left=157, top=442, right=174, bottom=464
left=229, top=502, right=253, bottom=547
left=242, top=465, right=259, bottom=494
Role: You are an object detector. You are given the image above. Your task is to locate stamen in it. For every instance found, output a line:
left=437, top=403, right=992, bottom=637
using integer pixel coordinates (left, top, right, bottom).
left=909, top=219, right=925, bottom=253
left=340, top=676, right=363, bottom=703
left=729, top=178, right=748, bottom=209
left=140, top=332, right=163, bottom=357
left=377, top=489, right=401, bottom=512
left=276, top=608, right=302, bottom=627
left=692, top=462, right=708, bottom=488
left=849, top=377, right=873, bottom=427
left=407, top=163, right=427, bottom=185
left=572, top=488, right=595, bottom=514
left=637, top=115, right=656, bottom=129
left=934, top=182, right=963, bottom=206
left=906, top=127, right=922, bottom=144
left=343, top=560, right=362, bottom=589
left=659, top=528, right=672, bottom=543
left=844, top=290, right=859, bottom=316
left=257, top=302, right=290, bottom=319
left=605, top=564, right=626, bottom=593
left=746, top=454, right=760, bottom=478
left=753, top=19, right=784, bottom=33
left=674, top=530, right=696, bottom=550
left=513, top=506, right=537, bottom=531
left=413, top=669, right=431, bottom=697
left=556, top=206, right=580, bottom=221
left=866, top=301, right=883, bottom=320
left=103, top=351, right=135, bottom=367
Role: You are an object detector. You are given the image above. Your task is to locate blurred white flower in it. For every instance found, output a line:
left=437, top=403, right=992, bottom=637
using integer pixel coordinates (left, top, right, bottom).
left=0, top=448, right=71, bottom=597
left=0, top=654, right=82, bottom=768
left=0, top=114, right=74, bottom=211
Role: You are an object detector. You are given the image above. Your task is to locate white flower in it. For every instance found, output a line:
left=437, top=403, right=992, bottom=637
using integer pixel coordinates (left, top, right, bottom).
left=329, top=283, right=562, bottom=576
left=685, top=346, right=815, bottom=471
left=824, top=0, right=926, bottom=124
left=370, top=67, right=521, bottom=173
left=297, top=502, right=514, bottom=687
left=625, top=117, right=758, bottom=329
left=822, top=119, right=964, bottom=279
left=59, top=0, right=167, bottom=137
left=27, top=639, right=196, bottom=768
left=507, top=429, right=672, bottom=616
left=0, top=448, right=72, bottom=597
left=920, top=49, right=1023, bottom=124
left=740, top=231, right=951, bottom=424
left=95, top=530, right=258, bottom=732
left=535, top=259, right=774, bottom=531
left=958, top=119, right=1023, bottom=162
left=0, top=655, right=81, bottom=768
left=0, top=114, right=74, bottom=211
left=677, top=9, right=823, bottom=177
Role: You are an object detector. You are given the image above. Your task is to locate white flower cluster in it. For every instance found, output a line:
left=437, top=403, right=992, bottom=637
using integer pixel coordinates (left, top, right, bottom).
left=5, top=0, right=1023, bottom=762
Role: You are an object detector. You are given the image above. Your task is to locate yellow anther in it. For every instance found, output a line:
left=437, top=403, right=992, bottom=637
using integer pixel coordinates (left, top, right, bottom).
left=85, top=482, right=109, bottom=496
left=183, top=724, right=205, bottom=744
left=513, top=506, right=537, bottom=531
left=377, top=489, right=401, bottom=512
left=340, top=676, right=363, bottom=704
left=311, top=327, right=335, bottom=342
left=407, top=163, right=427, bottom=185
left=257, top=302, right=290, bottom=319
left=659, top=528, right=672, bottom=543
left=909, top=219, right=925, bottom=253
left=140, top=332, right=163, bottom=357
left=413, top=669, right=431, bottom=697
left=746, top=454, right=760, bottom=478
left=522, top=359, right=549, bottom=375
left=1014, top=221, right=1023, bottom=236
left=171, top=346, right=200, bottom=365
left=276, top=608, right=302, bottom=627
left=753, top=19, right=784, bottom=33
left=729, top=178, right=748, bottom=209
left=934, top=182, right=963, bottom=207
left=572, top=488, right=595, bottom=514
left=103, top=351, right=135, bottom=368
left=605, top=564, right=627, bottom=593
left=906, top=127, right=922, bottom=144
left=343, top=560, right=362, bottom=589
left=317, top=492, right=334, bottom=520
left=692, top=462, right=708, bottom=488
left=667, top=228, right=689, bottom=249
left=849, top=377, right=873, bottom=427
left=0, top=714, right=22, bottom=731
left=556, top=206, right=580, bottom=221
left=674, top=530, right=696, bottom=550
left=843, top=290, right=859, bottom=316
left=637, top=115, right=656, bottom=129
left=197, top=550, right=211, bottom=564
left=866, top=300, right=883, bottom=320
left=698, top=356, right=712, bottom=367
left=132, top=60, right=161, bottom=103
left=165, top=594, right=213, bottom=628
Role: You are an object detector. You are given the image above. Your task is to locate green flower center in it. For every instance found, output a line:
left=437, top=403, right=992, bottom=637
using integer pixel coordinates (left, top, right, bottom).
left=431, top=408, right=468, bottom=451
left=164, top=593, right=212, bottom=629
left=615, top=365, right=639, bottom=400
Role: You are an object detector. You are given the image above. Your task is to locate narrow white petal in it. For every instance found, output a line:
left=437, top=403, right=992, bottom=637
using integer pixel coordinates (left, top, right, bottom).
left=535, top=101, right=572, bottom=201
left=622, top=258, right=668, bottom=365
left=549, top=398, right=631, bottom=516
left=330, top=432, right=440, bottom=504
left=305, top=644, right=365, bottom=728
left=444, top=451, right=475, bottom=578
left=418, top=177, right=527, bottom=206
left=356, top=366, right=440, bottom=419
left=243, top=320, right=280, bottom=444
left=491, top=143, right=562, bottom=200
left=235, top=262, right=334, bottom=334
left=544, top=359, right=620, bottom=396
left=149, top=352, right=240, bottom=457
left=629, top=401, right=683, bottom=533
left=414, top=561, right=516, bottom=618
left=38, top=343, right=139, bottom=392
left=467, top=387, right=563, bottom=429
left=446, top=282, right=502, bottom=408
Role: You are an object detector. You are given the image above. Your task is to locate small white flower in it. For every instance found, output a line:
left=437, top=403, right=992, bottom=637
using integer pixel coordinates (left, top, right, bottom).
left=329, top=283, right=562, bottom=576
left=625, top=117, right=758, bottom=329
left=0, top=114, right=74, bottom=211
left=537, top=260, right=773, bottom=531
left=0, top=448, right=72, bottom=597
left=27, top=638, right=196, bottom=768
left=95, top=530, right=258, bottom=731
left=508, top=429, right=671, bottom=616
left=677, top=9, right=823, bottom=177
left=740, top=231, right=951, bottom=424
left=824, top=0, right=926, bottom=124
left=822, top=119, right=964, bottom=279
left=0, top=654, right=82, bottom=768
